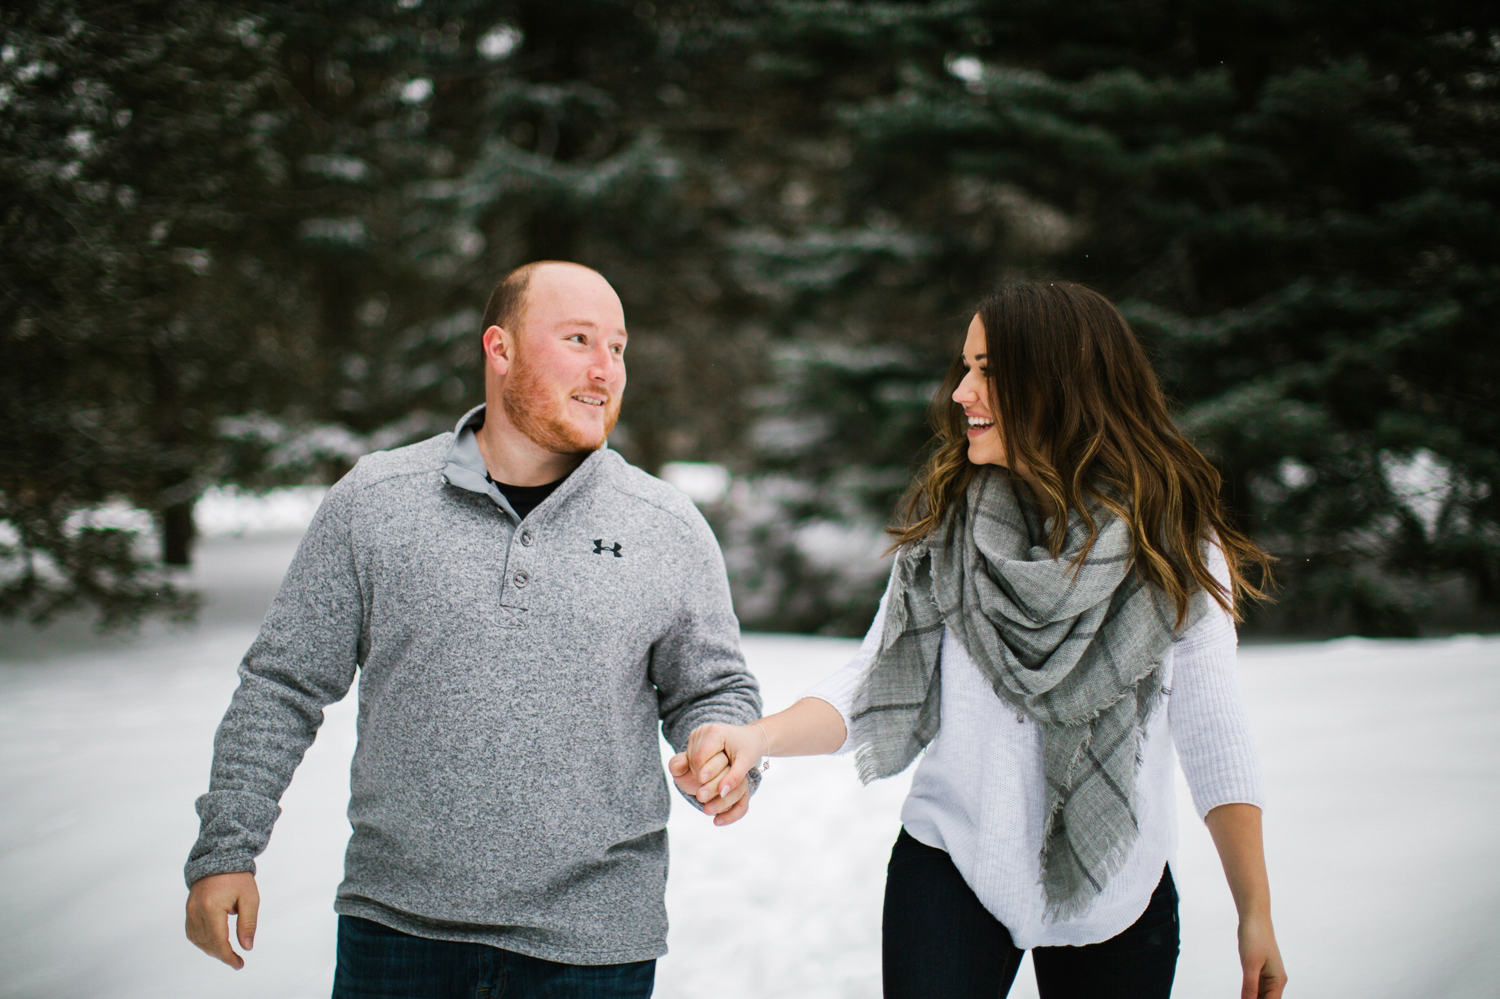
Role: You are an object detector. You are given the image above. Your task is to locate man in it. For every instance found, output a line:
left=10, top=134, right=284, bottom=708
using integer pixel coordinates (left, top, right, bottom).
left=184, top=261, right=761, bottom=998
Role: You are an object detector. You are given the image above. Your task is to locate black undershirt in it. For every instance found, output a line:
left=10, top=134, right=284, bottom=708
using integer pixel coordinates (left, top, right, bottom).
left=486, top=472, right=567, bottom=520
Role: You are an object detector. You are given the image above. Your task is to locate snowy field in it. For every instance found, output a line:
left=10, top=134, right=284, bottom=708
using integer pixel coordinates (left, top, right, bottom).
left=2, top=529, right=1499, bottom=999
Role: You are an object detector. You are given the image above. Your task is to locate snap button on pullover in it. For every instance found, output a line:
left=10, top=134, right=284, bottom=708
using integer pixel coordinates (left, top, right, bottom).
left=520, top=531, right=534, bottom=546
left=513, top=570, right=530, bottom=587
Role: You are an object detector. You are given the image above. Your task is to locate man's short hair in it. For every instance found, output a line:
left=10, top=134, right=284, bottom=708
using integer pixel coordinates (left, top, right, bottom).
left=481, top=260, right=566, bottom=335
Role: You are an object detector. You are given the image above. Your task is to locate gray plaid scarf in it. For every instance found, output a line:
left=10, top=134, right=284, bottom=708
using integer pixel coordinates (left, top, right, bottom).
left=851, top=467, right=1206, bottom=920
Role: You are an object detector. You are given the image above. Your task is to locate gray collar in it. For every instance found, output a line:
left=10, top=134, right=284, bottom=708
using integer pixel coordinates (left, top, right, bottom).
left=441, top=403, right=609, bottom=522
left=442, top=403, right=497, bottom=498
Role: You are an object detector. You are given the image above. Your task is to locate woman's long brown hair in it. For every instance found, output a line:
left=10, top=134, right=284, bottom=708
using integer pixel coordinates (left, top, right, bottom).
left=890, top=281, right=1273, bottom=625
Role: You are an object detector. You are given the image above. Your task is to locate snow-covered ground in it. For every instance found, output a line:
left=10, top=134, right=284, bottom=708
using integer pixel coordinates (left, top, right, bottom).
left=2, top=531, right=1498, bottom=999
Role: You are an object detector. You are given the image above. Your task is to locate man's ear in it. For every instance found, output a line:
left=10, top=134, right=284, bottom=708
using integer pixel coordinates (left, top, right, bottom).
left=482, top=325, right=515, bottom=379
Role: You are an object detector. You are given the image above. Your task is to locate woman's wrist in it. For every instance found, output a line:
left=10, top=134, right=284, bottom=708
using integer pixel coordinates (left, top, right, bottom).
left=1238, top=902, right=1273, bottom=924
left=752, top=721, right=773, bottom=757
left=1228, top=877, right=1273, bottom=923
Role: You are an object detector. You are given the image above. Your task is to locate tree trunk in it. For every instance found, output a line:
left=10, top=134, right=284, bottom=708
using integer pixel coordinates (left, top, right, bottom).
left=160, top=498, right=196, bottom=566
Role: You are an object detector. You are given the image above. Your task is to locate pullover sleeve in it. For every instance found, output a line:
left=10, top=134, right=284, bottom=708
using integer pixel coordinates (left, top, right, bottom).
left=800, top=563, right=898, bottom=754
left=1169, top=544, right=1265, bottom=819
left=650, top=512, right=761, bottom=753
left=184, top=477, right=367, bottom=887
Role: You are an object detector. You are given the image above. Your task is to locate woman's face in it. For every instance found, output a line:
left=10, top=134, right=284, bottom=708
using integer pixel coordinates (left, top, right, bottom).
left=952, top=314, right=1008, bottom=467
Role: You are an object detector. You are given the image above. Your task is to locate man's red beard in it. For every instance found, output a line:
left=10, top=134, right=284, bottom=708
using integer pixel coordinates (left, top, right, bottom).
left=501, top=346, right=618, bottom=455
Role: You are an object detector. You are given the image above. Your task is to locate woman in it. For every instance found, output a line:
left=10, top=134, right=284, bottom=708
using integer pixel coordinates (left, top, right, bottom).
left=669, top=282, right=1288, bottom=998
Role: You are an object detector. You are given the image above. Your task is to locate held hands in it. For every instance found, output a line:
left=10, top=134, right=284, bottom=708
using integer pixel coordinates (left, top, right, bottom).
left=666, top=721, right=769, bottom=826
left=185, top=871, right=259, bottom=969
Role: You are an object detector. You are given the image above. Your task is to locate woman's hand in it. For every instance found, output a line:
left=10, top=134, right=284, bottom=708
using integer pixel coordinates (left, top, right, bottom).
left=1237, top=912, right=1287, bottom=999
left=667, top=721, right=768, bottom=825
left=667, top=698, right=847, bottom=827
left=1204, top=803, right=1287, bottom=999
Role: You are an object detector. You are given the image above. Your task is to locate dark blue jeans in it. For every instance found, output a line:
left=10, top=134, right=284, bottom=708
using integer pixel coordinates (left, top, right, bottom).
left=332, top=915, right=656, bottom=999
left=882, top=829, right=1179, bottom=999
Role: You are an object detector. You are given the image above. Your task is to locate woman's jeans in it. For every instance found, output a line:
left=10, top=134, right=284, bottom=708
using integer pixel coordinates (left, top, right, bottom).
left=883, top=829, right=1179, bottom=999
left=332, top=915, right=656, bottom=999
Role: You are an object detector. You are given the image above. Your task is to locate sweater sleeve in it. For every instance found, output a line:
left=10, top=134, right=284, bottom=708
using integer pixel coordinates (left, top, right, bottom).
left=183, top=476, right=366, bottom=887
left=800, top=563, right=898, bottom=755
left=650, top=510, right=762, bottom=753
left=1168, top=545, right=1265, bottom=820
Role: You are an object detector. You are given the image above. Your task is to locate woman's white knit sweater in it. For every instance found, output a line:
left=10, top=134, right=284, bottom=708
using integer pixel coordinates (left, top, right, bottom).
left=804, top=545, right=1263, bottom=949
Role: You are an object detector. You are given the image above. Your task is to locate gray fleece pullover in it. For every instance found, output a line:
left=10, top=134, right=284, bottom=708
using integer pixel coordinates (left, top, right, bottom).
left=185, top=405, right=761, bottom=964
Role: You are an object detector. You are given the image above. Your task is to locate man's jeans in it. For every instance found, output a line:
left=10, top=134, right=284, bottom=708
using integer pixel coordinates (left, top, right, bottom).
left=332, top=916, right=656, bottom=999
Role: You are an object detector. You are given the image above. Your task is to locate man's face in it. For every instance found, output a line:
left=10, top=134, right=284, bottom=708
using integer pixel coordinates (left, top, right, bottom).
left=498, top=266, right=628, bottom=455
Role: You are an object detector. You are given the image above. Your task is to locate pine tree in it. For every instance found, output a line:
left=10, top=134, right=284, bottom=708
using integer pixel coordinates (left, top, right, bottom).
left=1, top=0, right=293, bottom=624
left=8, top=0, right=1496, bottom=637
left=0, top=0, right=772, bottom=626
left=690, top=0, right=1500, bottom=636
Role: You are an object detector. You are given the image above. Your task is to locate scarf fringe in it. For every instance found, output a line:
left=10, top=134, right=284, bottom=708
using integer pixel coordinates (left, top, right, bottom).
left=1036, top=682, right=1164, bottom=923
left=853, top=738, right=890, bottom=787
left=1040, top=816, right=1142, bottom=922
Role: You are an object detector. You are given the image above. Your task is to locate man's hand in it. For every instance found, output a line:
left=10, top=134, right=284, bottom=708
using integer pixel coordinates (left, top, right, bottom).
left=185, top=871, right=259, bottom=970
left=667, top=721, right=768, bottom=826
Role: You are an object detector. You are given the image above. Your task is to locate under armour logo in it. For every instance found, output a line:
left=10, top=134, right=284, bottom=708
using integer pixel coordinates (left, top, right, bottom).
left=593, top=539, right=623, bottom=557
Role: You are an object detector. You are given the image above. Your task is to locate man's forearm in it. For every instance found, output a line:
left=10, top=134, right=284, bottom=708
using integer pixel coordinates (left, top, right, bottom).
left=187, top=491, right=362, bottom=886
